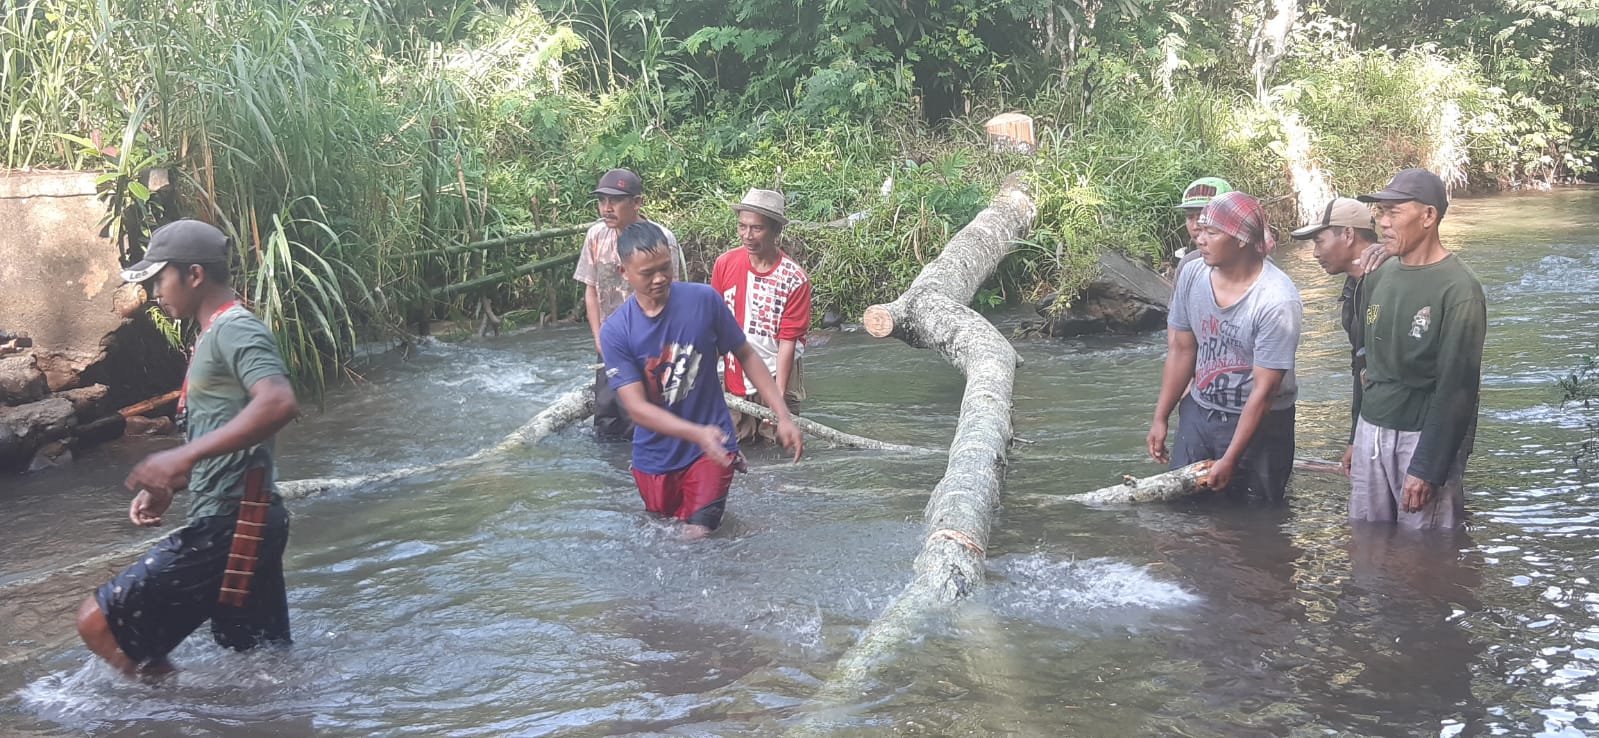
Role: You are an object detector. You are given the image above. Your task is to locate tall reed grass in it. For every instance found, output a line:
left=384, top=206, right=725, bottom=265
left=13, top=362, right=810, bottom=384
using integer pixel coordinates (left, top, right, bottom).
left=3, top=0, right=505, bottom=397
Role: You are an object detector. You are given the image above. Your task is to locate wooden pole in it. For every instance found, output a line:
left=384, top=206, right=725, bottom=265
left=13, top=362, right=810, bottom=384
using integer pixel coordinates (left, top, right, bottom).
left=1016, top=457, right=1346, bottom=507
left=117, top=390, right=181, bottom=418
left=722, top=395, right=935, bottom=455
left=277, top=385, right=596, bottom=499
left=410, top=223, right=592, bottom=259
left=428, top=252, right=581, bottom=299
left=795, top=172, right=1036, bottom=734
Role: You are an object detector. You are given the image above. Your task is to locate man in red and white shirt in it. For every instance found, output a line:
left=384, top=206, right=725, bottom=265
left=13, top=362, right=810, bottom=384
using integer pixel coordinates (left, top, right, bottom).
left=711, top=189, right=812, bottom=443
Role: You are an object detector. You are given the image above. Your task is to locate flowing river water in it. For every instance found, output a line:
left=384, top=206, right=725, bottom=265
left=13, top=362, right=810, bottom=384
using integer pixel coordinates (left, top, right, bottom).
left=1, top=188, right=1596, bottom=737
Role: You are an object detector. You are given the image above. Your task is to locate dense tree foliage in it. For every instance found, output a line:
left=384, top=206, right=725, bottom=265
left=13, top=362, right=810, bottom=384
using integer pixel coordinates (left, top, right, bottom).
left=2, top=0, right=1592, bottom=391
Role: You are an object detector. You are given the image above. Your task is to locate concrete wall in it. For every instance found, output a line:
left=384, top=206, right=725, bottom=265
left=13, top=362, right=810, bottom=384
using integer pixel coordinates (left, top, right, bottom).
left=0, top=172, right=187, bottom=471
left=0, top=172, right=126, bottom=354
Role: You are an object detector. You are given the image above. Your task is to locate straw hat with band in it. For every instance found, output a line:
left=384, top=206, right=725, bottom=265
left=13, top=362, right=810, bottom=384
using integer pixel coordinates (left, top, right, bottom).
left=731, top=188, right=788, bottom=226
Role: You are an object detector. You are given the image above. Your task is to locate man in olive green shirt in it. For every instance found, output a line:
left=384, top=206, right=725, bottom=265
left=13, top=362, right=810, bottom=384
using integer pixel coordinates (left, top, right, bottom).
left=77, top=220, right=300, bottom=677
left=1352, top=169, right=1487, bottom=529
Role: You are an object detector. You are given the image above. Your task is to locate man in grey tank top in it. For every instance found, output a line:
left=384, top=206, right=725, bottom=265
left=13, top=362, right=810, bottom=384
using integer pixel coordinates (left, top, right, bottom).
left=1147, top=191, right=1304, bottom=502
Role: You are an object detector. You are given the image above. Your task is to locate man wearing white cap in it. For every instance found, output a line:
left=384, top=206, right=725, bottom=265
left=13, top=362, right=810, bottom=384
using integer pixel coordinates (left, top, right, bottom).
left=1290, top=197, right=1382, bottom=474
left=711, top=189, right=813, bottom=444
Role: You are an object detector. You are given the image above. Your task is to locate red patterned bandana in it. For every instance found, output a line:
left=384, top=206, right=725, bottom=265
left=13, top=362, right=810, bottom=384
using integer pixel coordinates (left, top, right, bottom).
left=1199, top=191, right=1276, bottom=255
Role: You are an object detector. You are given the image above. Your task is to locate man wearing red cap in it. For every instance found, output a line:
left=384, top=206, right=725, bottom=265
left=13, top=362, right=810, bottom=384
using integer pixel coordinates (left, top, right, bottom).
left=1351, top=168, right=1486, bottom=529
left=573, top=168, right=687, bottom=440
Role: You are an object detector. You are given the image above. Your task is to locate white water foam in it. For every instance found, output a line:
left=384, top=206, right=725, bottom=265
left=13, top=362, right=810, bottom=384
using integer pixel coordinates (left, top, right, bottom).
left=15, top=646, right=315, bottom=732
left=988, top=553, right=1200, bottom=623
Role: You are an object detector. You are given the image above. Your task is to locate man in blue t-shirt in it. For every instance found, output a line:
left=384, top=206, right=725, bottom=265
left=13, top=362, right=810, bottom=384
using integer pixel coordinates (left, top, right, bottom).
left=601, top=221, right=803, bottom=538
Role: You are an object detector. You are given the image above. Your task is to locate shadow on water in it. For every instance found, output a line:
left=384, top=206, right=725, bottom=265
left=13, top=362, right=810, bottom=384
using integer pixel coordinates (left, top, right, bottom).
left=3, top=188, right=1598, bottom=736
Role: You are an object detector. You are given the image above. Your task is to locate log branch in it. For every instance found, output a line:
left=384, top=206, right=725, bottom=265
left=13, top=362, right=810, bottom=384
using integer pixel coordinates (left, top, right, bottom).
left=723, top=394, right=935, bottom=455
left=1065, top=460, right=1213, bottom=504
left=278, top=385, right=595, bottom=499
left=1023, top=457, right=1347, bottom=507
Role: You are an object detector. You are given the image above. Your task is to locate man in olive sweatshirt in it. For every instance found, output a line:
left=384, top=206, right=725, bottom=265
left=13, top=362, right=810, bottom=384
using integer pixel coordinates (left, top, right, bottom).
left=1351, top=169, right=1487, bottom=529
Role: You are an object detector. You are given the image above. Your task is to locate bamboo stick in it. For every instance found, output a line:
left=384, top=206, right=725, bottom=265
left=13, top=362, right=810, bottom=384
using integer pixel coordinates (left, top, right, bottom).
left=410, top=223, right=592, bottom=259
left=117, top=390, right=180, bottom=418
left=428, top=252, right=581, bottom=298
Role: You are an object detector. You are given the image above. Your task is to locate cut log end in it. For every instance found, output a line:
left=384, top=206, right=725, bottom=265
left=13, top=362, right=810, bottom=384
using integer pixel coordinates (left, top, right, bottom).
left=862, top=304, right=896, bottom=338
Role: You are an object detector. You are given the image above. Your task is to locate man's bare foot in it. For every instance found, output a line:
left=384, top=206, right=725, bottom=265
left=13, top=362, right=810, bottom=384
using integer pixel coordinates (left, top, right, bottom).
left=136, top=660, right=177, bottom=684
left=682, top=524, right=712, bottom=540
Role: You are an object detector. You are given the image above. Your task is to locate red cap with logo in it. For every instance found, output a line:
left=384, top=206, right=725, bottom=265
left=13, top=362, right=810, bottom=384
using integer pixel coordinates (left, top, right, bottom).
left=591, top=168, right=643, bottom=197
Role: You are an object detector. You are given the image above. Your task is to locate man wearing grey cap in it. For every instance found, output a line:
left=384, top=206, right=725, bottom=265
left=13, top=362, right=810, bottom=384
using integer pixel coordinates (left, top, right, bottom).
left=573, top=168, right=687, bottom=441
left=1350, top=168, right=1487, bottom=529
left=1290, top=197, right=1382, bottom=474
left=77, top=219, right=300, bottom=676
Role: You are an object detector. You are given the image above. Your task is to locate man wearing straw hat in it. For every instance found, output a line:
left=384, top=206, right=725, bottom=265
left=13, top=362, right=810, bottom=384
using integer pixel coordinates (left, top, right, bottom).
left=573, top=168, right=687, bottom=441
left=711, top=189, right=813, bottom=444
left=1147, top=191, right=1303, bottom=502
left=77, top=220, right=299, bottom=677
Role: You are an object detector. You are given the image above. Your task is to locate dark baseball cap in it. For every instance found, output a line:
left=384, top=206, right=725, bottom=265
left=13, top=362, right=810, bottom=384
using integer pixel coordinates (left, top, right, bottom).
left=1358, top=168, right=1449, bottom=217
left=591, top=168, right=643, bottom=197
left=120, top=219, right=231, bottom=282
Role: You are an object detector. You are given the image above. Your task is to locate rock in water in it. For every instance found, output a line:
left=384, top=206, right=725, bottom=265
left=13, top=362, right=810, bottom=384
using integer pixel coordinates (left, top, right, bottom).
left=1037, top=250, right=1173, bottom=336
left=0, top=354, right=49, bottom=405
left=0, top=397, right=75, bottom=472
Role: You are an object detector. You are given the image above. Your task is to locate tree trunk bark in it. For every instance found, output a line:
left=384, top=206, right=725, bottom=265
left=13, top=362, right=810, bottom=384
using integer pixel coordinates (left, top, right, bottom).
left=794, top=172, right=1036, bottom=734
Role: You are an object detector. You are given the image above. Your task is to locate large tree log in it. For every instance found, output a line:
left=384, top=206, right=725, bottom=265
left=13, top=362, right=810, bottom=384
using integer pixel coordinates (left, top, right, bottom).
left=794, top=172, right=1035, bottom=733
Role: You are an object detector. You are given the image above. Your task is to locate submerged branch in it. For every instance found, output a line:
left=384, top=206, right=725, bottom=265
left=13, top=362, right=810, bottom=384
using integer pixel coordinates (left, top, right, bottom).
left=723, top=394, right=936, bottom=455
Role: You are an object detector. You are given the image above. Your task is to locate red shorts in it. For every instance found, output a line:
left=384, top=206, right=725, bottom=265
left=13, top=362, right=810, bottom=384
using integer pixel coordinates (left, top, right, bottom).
left=632, top=453, right=737, bottom=529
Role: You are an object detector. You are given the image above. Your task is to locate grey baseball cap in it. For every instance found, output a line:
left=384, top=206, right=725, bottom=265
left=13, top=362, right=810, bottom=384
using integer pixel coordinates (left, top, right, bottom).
left=120, top=219, right=230, bottom=282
